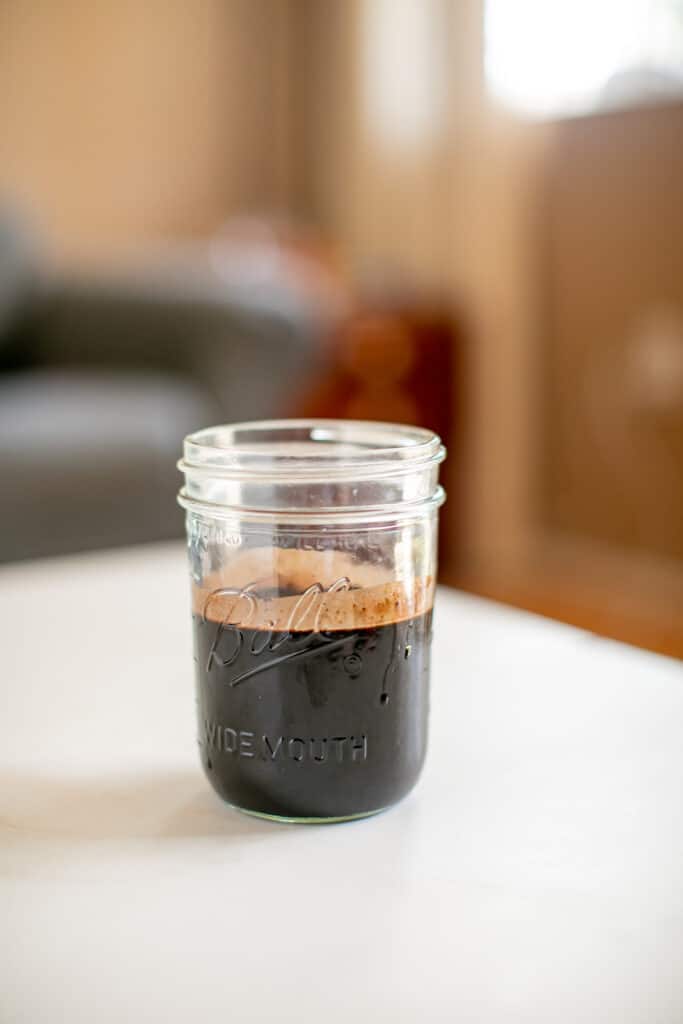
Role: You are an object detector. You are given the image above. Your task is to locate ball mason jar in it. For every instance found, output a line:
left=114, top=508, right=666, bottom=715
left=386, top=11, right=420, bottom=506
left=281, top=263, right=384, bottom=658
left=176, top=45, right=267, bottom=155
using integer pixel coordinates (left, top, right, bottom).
left=178, top=420, right=446, bottom=823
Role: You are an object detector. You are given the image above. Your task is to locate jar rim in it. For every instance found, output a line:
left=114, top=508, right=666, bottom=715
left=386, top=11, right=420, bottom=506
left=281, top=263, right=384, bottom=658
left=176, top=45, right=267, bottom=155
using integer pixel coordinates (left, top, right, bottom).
left=180, top=419, right=445, bottom=480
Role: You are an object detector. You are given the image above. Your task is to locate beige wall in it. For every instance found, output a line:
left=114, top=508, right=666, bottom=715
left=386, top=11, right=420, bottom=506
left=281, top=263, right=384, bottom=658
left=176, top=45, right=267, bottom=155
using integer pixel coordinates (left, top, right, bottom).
left=290, top=0, right=454, bottom=290
left=446, top=2, right=547, bottom=574
left=0, top=0, right=293, bottom=264
left=290, top=0, right=545, bottom=572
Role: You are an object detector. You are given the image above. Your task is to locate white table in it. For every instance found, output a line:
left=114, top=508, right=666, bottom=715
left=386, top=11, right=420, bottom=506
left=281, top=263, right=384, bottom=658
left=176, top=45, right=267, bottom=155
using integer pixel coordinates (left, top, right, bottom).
left=2, top=542, right=682, bottom=1024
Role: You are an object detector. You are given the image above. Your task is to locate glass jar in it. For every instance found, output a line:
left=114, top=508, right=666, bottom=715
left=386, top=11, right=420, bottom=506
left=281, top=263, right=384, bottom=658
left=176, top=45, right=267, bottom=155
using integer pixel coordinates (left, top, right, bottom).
left=178, top=419, right=446, bottom=823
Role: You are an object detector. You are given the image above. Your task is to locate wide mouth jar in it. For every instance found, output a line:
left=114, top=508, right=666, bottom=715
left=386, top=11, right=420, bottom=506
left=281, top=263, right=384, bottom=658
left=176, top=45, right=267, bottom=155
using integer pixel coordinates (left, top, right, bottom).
left=178, top=420, right=446, bottom=824
left=178, top=418, right=446, bottom=525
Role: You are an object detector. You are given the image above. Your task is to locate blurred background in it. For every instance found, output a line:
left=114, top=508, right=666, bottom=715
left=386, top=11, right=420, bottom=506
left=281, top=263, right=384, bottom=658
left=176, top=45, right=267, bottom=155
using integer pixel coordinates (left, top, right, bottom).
left=1, top=0, right=682, bottom=655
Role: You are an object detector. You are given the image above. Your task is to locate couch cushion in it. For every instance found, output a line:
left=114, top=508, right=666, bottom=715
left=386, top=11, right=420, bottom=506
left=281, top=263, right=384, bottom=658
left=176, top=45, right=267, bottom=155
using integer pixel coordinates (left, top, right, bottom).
left=0, top=370, right=217, bottom=561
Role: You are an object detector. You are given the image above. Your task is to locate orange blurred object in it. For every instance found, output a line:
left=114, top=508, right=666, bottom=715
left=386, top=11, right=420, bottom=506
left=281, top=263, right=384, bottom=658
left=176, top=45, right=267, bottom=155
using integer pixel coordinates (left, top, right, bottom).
left=295, top=297, right=460, bottom=571
left=299, top=304, right=455, bottom=430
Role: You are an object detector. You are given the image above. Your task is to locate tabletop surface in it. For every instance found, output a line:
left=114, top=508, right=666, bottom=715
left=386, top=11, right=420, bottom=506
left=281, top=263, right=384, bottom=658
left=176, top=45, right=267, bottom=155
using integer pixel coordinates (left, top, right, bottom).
left=1, top=542, right=682, bottom=1024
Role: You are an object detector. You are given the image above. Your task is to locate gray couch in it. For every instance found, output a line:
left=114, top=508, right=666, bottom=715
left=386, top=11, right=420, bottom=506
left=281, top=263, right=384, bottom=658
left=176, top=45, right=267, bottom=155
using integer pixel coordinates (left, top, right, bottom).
left=0, top=225, right=319, bottom=563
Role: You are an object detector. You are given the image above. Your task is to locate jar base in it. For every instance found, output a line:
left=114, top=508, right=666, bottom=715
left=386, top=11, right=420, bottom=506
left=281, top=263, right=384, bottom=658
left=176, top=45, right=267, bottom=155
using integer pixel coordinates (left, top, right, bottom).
left=230, top=803, right=390, bottom=825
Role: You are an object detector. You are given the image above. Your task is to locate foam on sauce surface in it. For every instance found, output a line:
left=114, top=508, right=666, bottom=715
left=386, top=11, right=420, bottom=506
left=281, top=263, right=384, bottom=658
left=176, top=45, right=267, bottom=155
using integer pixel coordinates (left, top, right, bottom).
left=192, top=547, right=434, bottom=632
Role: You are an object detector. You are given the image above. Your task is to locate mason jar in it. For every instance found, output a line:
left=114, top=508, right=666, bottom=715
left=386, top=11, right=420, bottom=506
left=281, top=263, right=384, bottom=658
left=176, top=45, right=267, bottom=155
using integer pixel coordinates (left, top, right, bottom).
left=178, top=419, right=446, bottom=823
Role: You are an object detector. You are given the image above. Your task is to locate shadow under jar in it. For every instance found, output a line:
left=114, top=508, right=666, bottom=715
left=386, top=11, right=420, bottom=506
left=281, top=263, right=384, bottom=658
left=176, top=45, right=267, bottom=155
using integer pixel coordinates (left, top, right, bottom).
left=178, top=419, right=446, bottom=823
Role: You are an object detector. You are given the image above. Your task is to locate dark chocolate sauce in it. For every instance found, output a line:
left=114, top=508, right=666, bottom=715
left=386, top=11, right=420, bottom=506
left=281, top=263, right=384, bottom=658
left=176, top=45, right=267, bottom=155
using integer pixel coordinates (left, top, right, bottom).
left=193, top=609, right=432, bottom=819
